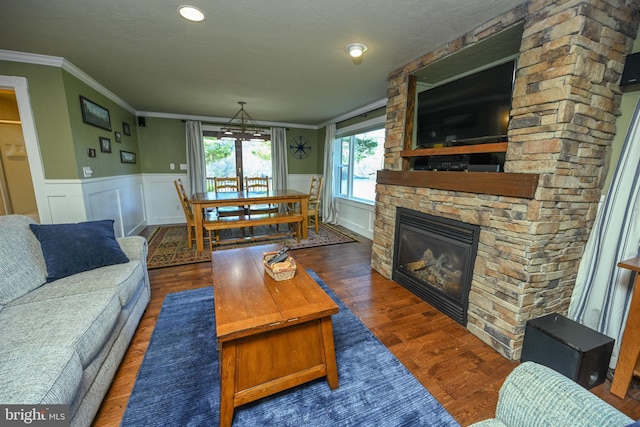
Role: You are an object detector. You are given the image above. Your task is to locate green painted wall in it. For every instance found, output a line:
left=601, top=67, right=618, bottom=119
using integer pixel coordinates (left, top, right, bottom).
left=602, top=38, right=640, bottom=194
left=137, top=117, right=186, bottom=173
left=0, top=61, right=75, bottom=178
left=61, top=71, right=140, bottom=177
left=0, top=60, right=139, bottom=178
left=286, top=127, right=321, bottom=174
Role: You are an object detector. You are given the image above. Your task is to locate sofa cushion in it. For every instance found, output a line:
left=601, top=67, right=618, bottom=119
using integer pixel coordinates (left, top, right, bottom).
left=0, top=346, right=83, bottom=404
left=1, top=290, right=121, bottom=367
left=13, top=260, right=146, bottom=309
left=29, top=219, right=129, bottom=282
left=0, top=215, right=47, bottom=305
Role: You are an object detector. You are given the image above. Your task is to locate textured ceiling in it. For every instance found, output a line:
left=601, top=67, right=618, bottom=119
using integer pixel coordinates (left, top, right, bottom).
left=0, top=0, right=524, bottom=126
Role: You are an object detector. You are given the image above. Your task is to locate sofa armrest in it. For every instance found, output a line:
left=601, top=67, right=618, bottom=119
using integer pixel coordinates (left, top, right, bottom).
left=491, top=362, right=633, bottom=427
left=116, top=236, right=148, bottom=261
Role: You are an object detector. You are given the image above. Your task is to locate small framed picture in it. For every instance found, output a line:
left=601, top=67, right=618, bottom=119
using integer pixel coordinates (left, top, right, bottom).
left=114, top=131, right=122, bottom=143
left=99, top=137, right=111, bottom=153
left=123, top=122, right=131, bottom=136
left=88, top=148, right=96, bottom=157
left=120, top=150, right=136, bottom=164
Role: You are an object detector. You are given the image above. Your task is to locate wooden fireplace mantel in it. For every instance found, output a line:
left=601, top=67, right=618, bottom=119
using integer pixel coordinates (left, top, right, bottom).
left=376, top=170, right=539, bottom=199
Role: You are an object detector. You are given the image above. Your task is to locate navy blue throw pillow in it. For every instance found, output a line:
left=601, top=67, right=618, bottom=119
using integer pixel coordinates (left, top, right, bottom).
left=29, top=219, right=129, bottom=282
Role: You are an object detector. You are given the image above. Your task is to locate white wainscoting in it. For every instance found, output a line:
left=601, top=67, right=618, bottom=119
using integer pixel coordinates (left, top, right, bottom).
left=142, top=173, right=188, bottom=226
left=334, top=196, right=375, bottom=240
left=39, top=175, right=146, bottom=237
left=287, top=174, right=316, bottom=193
left=36, top=173, right=373, bottom=240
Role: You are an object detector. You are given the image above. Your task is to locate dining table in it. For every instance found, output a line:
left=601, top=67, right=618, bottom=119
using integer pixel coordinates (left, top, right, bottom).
left=190, top=189, right=310, bottom=252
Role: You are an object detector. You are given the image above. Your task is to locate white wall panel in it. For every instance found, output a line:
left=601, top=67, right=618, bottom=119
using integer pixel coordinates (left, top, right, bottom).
left=142, top=173, right=186, bottom=226
left=334, top=197, right=374, bottom=240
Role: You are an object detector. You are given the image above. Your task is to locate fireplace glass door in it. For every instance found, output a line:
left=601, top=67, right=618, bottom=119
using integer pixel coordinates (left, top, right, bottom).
left=393, top=208, right=479, bottom=325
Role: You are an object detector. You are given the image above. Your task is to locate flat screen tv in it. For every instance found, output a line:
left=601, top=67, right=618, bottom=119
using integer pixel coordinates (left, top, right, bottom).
left=416, top=59, right=516, bottom=149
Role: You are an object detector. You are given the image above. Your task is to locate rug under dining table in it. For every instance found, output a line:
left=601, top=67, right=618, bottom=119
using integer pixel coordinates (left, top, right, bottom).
left=146, top=222, right=358, bottom=269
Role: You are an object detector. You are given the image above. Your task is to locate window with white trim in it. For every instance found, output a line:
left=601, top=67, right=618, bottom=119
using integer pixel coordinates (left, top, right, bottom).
left=334, top=124, right=385, bottom=203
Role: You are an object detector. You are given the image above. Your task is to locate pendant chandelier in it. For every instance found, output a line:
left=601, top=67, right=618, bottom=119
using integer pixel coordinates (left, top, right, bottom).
left=219, top=101, right=265, bottom=141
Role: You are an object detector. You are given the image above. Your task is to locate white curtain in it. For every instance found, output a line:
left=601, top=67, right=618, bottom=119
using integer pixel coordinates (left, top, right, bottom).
left=185, top=120, right=206, bottom=194
left=270, top=127, right=288, bottom=191
left=322, top=123, right=338, bottom=223
left=569, top=98, right=640, bottom=368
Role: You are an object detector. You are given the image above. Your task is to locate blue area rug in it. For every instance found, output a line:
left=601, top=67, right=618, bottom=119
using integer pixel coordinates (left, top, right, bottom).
left=121, top=271, right=459, bottom=426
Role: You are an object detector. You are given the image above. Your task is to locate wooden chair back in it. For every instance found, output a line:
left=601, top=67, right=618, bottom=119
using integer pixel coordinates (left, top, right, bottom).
left=309, top=176, right=323, bottom=205
left=214, top=176, right=240, bottom=193
left=174, top=179, right=196, bottom=247
left=307, top=176, right=323, bottom=233
left=206, top=177, right=216, bottom=192
left=244, top=176, right=270, bottom=192
left=212, top=176, right=244, bottom=217
left=175, top=178, right=218, bottom=249
left=245, top=177, right=277, bottom=217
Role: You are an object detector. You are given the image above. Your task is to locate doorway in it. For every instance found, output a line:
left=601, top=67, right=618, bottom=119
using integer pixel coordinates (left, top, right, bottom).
left=203, top=133, right=272, bottom=190
left=0, top=88, right=38, bottom=221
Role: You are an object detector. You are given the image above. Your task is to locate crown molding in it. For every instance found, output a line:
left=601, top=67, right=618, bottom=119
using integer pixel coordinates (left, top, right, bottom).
left=0, top=49, right=136, bottom=114
left=136, top=110, right=319, bottom=130
left=320, top=98, right=388, bottom=128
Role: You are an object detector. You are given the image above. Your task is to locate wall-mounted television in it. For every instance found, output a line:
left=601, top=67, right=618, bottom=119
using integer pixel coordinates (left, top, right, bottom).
left=416, top=59, right=516, bottom=149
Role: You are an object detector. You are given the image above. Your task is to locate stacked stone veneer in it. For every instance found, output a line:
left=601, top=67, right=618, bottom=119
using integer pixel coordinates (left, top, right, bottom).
left=372, top=0, right=639, bottom=359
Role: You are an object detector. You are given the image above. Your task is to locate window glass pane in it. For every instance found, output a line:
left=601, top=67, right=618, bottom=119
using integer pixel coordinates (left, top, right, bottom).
left=352, top=129, right=385, bottom=201
left=339, top=166, right=349, bottom=196
left=241, top=140, right=272, bottom=178
left=204, top=136, right=235, bottom=178
left=340, top=138, right=350, bottom=164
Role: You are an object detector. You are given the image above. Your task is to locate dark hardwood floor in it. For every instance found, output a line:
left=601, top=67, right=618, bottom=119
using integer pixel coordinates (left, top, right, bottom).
left=93, top=228, right=640, bottom=426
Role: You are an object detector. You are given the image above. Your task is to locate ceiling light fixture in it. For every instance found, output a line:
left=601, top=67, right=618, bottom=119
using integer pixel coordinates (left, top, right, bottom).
left=178, top=5, right=205, bottom=22
left=218, top=102, right=265, bottom=141
left=345, top=43, right=368, bottom=58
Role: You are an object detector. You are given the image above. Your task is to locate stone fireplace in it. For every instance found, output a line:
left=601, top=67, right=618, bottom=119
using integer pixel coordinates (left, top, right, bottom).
left=372, top=0, right=639, bottom=359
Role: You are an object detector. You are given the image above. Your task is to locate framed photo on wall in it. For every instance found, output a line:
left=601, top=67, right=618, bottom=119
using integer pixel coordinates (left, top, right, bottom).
left=80, top=96, right=111, bottom=131
left=99, top=136, right=111, bottom=153
left=123, top=122, right=131, bottom=136
left=114, top=131, right=122, bottom=143
left=120, top=150, right=136, bottom=164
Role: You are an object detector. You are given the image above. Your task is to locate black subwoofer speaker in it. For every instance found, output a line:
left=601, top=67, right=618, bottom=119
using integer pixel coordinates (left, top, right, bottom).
left=520, top=313, right=614, bottom=389
left=621, top=52, right=640, bottom=86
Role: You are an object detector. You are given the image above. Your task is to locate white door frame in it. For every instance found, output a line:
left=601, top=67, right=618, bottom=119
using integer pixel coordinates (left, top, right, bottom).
left=0, top=75, right=48, bottom=223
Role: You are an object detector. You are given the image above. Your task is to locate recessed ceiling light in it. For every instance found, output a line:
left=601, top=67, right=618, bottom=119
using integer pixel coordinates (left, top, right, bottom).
left=345, top=43, right=368, bottom=58
left=178, top=5, right=205, bottom=22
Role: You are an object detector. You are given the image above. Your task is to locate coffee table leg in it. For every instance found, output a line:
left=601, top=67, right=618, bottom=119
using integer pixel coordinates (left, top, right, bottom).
left=320, top=317, right=339, bottom=389
left=219, top=342, right=236, bottom=427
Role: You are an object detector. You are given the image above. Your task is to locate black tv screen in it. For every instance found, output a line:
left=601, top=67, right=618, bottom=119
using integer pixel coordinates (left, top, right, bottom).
left=416, top=60, right=516, bottom=148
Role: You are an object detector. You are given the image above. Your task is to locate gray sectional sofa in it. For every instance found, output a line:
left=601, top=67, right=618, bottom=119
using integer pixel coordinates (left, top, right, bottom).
left=469, top=361, right=634, bottom=427
left=0, top=215, right=150, bottom=426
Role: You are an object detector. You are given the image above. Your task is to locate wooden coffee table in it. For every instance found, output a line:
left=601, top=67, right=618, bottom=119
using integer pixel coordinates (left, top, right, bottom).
left=211, top=244, right=339, bottom=427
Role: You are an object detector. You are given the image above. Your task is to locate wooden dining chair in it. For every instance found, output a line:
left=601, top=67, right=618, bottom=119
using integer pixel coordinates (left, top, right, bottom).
left=205, top=177, right=216, bottom=192
left=174, top=179, right=216, bottom=249
left=244, top=177, right=278, bottom=216
left=307, top=176, right=323, bottom=234
left=213, top=176, right=245, bottom=218
left=286, top=176, right=323, bottom=234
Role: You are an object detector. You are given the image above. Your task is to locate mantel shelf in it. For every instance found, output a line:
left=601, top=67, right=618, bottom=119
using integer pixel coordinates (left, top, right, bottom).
left=377, top=170, right=539, bottom=199
left=401, top=142, right=508, bottom=158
